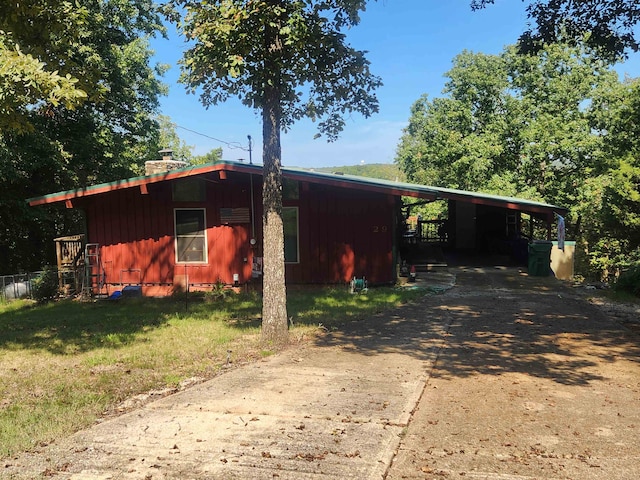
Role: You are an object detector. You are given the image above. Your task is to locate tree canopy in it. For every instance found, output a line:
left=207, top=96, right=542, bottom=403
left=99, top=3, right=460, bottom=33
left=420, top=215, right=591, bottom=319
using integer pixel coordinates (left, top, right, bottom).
left=0, top=0, right=166, bottom=274
left=574, top=76, right=640, bottom=275
left=169, top=0, right=381, bottom=140
left=169, top=0, right=381, bottom=345
left=396, top=41, right=638, bottom=280
left=0, top=0, right=164, bottom=132
left=472, top=0, right=640, bottom=59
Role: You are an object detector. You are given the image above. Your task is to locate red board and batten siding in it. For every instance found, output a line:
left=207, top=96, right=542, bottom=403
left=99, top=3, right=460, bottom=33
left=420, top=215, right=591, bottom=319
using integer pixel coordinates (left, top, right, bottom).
left=284, top=182, right=395, bottom=285
left=83, top=175, right=254, bottom=295
left=80, top=172, right=395, bottom=295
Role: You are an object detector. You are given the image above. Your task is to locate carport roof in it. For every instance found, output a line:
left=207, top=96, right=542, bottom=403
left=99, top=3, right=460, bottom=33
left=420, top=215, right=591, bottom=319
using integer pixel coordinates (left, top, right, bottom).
left=283, top=166, right=567, bottom=217
left=27, top=160, right=567, bottom=216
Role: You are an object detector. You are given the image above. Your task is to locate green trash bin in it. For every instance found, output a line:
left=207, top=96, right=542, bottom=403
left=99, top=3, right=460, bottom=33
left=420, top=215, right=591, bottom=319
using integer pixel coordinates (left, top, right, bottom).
left=528, top=240, right=553, bottom=276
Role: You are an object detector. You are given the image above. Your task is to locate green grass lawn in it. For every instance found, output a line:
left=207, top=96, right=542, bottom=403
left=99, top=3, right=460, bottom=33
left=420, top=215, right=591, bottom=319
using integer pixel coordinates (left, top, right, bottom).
left=0, top=285, right=425, bottom=458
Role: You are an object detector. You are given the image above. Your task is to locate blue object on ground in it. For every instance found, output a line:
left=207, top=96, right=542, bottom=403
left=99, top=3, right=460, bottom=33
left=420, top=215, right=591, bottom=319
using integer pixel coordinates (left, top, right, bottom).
left=122, top=285, right=142, bottom=297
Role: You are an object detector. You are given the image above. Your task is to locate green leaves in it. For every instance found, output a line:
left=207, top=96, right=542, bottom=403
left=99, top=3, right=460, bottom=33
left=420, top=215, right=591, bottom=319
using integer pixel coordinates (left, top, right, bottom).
left=473, top=0, right=640, bottom=60
left=173, top=0, right=381, bottom=140
left=0, top=1, right=167, bottom=273
left=0, top=36, right=86, bottom=132
left=397, top=39, right=640, bottom=280
left=0, top=0, right=166, bottom=133
left=397, top=43, right=617, bottom=199
left=396, top=50, right=515, bottom=192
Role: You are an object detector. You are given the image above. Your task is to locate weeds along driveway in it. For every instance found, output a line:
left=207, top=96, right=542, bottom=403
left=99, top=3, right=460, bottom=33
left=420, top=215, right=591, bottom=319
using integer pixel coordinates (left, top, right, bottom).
left=387, top=266, right=640, bottom=480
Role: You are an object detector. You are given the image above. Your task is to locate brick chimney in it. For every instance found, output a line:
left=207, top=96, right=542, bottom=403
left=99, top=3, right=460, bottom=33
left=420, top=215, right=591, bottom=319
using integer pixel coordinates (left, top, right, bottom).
left=145, top=149, right=188, bottom=175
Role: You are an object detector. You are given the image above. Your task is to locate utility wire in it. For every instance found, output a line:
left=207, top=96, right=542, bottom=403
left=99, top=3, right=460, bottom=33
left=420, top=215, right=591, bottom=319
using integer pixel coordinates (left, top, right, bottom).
left=175, top=124, right=249, bottom=151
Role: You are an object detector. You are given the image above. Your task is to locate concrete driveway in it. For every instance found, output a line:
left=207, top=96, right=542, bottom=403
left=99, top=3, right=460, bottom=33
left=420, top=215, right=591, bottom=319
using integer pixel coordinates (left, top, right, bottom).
left=4, top=266, right=640, bottom=479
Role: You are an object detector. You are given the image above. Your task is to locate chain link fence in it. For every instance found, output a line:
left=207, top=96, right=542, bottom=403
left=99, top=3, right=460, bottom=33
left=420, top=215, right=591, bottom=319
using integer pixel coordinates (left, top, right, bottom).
left=1, top=271, right=44, bottom=302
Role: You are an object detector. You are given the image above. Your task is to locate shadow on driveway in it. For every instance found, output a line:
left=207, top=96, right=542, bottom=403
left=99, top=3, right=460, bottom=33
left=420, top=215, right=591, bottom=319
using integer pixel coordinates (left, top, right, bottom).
left=317, top=266, right=640, bottom=387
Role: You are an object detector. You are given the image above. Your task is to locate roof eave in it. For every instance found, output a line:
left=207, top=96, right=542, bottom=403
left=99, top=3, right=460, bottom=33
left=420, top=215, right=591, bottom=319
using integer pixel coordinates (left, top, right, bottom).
left=26, top=160, right=567, bottom=216
left=26, top=162, right=244, bottom=206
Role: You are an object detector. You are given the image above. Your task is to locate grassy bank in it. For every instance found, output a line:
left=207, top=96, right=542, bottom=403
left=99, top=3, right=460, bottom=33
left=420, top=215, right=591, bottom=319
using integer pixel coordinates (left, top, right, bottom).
left=0, top=286, right=425, bottom=458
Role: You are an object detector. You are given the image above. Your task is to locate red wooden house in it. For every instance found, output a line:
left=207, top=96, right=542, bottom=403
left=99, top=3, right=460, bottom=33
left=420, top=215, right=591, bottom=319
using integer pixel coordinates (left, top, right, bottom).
left=28, top=160, right=566, bottom=296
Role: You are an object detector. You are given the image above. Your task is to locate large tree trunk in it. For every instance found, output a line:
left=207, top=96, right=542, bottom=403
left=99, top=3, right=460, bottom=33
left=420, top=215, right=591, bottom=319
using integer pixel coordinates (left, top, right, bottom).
left=260, top=0, right=288, bottom=346
left=260, top=84, right=289, bottom=346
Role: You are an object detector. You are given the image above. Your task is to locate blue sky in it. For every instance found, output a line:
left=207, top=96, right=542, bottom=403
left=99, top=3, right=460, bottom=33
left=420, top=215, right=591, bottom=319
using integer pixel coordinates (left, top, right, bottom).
left=150, top=1, right=640, bottom=168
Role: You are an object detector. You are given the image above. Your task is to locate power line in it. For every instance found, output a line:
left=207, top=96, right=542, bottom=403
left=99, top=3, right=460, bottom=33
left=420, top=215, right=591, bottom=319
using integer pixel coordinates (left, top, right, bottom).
left=175, top=124, right=249, bottom=151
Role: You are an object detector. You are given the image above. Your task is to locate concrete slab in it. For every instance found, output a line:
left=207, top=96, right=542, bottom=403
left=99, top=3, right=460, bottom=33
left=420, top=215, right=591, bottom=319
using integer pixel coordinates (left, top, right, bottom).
left=3, top=315, right=449, bottom=479
left=386, top=267, right=640, bottom=480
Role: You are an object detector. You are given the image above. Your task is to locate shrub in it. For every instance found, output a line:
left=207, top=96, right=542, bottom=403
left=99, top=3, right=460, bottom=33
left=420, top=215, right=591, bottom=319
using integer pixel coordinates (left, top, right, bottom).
left=613, top=263, right=640, bottom=297
left=205, top=278, right=232, bottom=303
left=31, top=266, right=60, bottom=303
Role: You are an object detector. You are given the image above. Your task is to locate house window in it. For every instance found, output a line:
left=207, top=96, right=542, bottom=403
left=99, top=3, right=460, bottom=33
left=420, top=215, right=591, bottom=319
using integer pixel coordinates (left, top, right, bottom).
left=175, top=209, right=207, bottom=263
left=283, top=207, right=299, bottom=263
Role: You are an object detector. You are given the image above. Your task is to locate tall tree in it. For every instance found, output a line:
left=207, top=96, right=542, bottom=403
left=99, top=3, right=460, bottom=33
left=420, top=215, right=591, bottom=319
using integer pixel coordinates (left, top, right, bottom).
left=472, top=0, right=640, bottom=59
left=154, top=114, right=195, bottom=163
left=396, top=42, right=621, bottom=278
left=0, top=1, right=166, bottom=273
left=575, top=77, right=640, bottom=277
left=168, top=0, right=381, bottom=346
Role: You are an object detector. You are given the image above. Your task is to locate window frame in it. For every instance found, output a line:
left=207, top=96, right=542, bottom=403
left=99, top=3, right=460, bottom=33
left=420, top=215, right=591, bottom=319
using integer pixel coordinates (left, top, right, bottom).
left=174, top=208, right=208, bottom=264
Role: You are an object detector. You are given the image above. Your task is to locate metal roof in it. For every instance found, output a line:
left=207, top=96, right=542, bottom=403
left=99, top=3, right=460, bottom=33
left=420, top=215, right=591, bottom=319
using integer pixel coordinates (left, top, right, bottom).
left=27, top=160, right=567, bottom=216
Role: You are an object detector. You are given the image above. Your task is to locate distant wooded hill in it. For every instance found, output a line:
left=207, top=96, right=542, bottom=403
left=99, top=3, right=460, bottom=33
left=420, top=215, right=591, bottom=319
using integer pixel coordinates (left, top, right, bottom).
left=309, top=163, right=405, bottom=182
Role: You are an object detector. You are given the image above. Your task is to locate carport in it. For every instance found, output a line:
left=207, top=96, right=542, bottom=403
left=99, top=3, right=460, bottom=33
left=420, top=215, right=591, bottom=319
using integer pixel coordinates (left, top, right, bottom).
left=389, top=182, right=568, bottom=267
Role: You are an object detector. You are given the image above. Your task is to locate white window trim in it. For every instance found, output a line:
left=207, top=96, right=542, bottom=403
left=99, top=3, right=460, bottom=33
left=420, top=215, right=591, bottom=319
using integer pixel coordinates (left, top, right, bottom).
left=283, top=206, right=300, bottom=264
left=174, top=208, right=208, bottom=264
